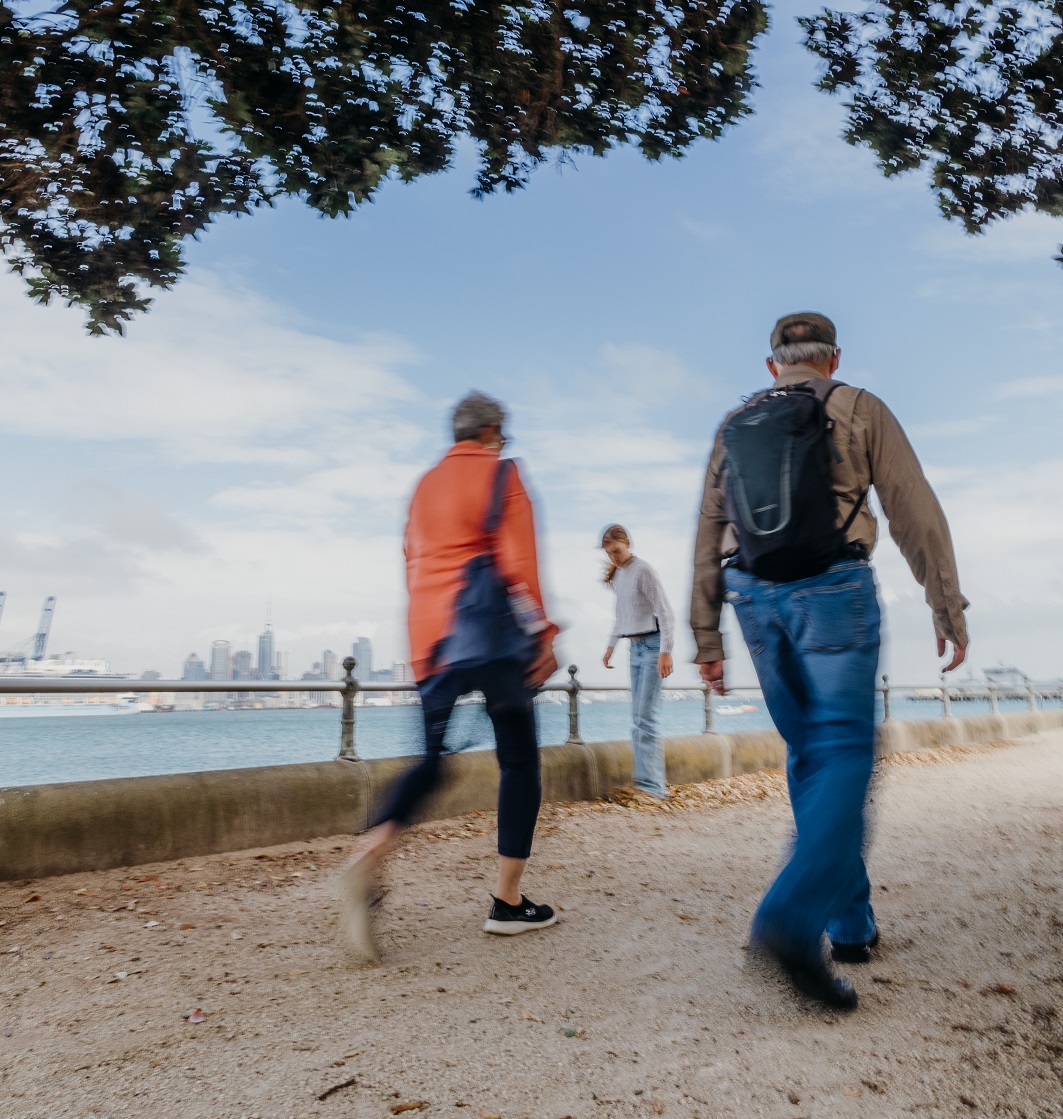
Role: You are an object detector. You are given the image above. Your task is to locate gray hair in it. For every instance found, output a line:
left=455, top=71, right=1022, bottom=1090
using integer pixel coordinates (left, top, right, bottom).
left=771, top=340, right=837, bottom=366
left=451, top=390, right=506, bottom=443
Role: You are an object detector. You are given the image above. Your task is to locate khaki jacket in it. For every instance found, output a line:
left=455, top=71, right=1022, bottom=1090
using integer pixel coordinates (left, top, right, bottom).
left=690, top=366, right=969, bottom=662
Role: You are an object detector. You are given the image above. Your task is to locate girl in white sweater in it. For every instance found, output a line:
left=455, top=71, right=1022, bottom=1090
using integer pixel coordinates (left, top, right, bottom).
left=601, top=524, right=674, bottom=799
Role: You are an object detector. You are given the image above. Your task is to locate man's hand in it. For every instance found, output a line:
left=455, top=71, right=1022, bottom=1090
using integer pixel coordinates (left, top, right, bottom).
left=938, top=637, right=968, bottom=673
left=602, top=646, right=614, bottom=670
left=527, top=643, right=558, bottom=689
left=657, top=652, right=673, bottom=679
left=699, top=660, right=726, bottom=695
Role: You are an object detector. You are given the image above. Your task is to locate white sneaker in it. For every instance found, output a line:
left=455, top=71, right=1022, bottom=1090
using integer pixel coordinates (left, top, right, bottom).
left=338, top=855, right=380, bottom=962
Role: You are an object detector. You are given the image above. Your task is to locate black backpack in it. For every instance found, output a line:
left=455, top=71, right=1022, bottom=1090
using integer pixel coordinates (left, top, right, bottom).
left=720, top=380, right=865, bottom=582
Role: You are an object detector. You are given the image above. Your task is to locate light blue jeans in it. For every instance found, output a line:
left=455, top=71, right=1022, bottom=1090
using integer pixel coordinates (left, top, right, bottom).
left=629, top=632, right=667, bottom=798
left=724, top=558, right=881, bottom=964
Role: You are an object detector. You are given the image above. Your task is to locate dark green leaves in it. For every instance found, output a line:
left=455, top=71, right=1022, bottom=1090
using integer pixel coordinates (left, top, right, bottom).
left=802, top=2, right=1063, bottom=261
left=0, top=1, right=769, bottom=332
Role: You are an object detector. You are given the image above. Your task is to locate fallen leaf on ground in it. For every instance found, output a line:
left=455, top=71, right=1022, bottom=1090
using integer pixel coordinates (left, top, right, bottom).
left=390, top=1103, right=428, bottom=1114
left=342, top=1050, right=361, bottom=1059
left=179, top=924, right=196, bottom=931
left=521, top=1011, right=542, bottom=1023
left=987, top=983, right=1016, bottom=996
left=477, top=1111, right=500, bottom=1119
left=653, top=1100, right=664, bottom=1115
left=22, top=893, right=41, bottom=904
left=675, top=912, right=693, bottom=921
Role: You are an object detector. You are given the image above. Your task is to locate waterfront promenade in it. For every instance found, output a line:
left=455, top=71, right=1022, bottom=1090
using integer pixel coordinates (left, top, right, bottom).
left=2, top=732, right=1062, bottom=1119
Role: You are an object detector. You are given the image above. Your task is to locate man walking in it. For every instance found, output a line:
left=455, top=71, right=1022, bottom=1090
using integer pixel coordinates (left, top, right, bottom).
left=690, top=312, right=969, bottom=1010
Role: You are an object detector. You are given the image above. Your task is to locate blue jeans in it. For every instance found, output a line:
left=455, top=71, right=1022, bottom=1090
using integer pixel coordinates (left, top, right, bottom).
left=629, top=632, right=667, bottom=798
left=724, top=558, right=881, bottom=963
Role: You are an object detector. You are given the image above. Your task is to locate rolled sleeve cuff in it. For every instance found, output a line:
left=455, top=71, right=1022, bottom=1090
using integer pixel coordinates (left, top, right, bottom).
left=693, top=632, right=725, bottom=663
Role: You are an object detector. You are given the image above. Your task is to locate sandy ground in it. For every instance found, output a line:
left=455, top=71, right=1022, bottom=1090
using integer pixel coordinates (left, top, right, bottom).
left=3, top=733, right=1063, bottom=1119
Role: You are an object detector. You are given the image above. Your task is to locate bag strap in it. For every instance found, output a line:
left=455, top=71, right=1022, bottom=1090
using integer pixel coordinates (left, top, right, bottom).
left=482, top=457, right=514, bottom=538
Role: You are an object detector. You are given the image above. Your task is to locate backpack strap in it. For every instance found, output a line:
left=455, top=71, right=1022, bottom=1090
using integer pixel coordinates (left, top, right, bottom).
left=797, top=379, right=868, bottom=535
left=815, top=381, right=868, bottom=534
left=482, top=457, right=514, bottom=537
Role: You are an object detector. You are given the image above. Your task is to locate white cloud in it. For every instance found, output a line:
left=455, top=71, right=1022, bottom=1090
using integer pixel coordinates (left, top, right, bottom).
left=678, top=217, right=730, bottom=244
left=920, top=210, right=1063, bottom=266
left=996, top=374, right=1063, bottom=400
left=2, top=274, right=1060, bottom=687
left=0, top=277, right=423, bottom=467
left=870, top=458, right=1063, bottom=680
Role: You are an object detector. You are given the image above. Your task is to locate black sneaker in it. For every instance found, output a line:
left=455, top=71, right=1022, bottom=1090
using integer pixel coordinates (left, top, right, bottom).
left=483, top=895, right=558, bottom=936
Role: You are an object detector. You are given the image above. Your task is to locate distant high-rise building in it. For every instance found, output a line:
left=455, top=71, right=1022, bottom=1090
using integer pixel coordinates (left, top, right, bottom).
left=391, top=661, right=412, bottom=684
left=322, top=649, right=339, bottom=681
left=182, top=653, right=207, bottom=682
left=232, top=649, right=254, bottom=680
left=210, top=640, right=232, bottom=681
left=140, top=670, right=162, bottom=681
left=257, top=622, right=275, bottom=681
left=301, top=661, right=329, bottom=705
left=352, top=636, right=373, bottom=680
left=274, top=651, right=288, bottom=680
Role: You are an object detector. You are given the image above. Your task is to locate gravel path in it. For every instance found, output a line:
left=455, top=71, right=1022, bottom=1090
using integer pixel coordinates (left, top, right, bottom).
left=2, top=732, right=1062, bottom=1119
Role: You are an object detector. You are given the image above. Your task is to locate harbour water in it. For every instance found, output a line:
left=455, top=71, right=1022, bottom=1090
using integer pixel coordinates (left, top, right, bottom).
left=1, top=694, right=1058, bottom=788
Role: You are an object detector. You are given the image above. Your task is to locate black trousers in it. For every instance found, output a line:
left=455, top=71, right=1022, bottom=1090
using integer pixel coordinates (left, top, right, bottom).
left=378, top=658, right=541, bottom=859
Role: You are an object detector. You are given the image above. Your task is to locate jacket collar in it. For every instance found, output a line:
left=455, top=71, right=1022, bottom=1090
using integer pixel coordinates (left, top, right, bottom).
left=445, top=441, right=497, bottom=458
left=773, top=364, right=831, bottom=388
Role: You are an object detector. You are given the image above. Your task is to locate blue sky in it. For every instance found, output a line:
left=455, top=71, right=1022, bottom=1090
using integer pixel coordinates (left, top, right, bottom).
left=2, top=2, right=1061, bottom=684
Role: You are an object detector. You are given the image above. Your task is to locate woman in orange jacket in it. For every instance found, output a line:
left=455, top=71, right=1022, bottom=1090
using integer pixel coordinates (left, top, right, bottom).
left=341, top=392, right=559, bottom=959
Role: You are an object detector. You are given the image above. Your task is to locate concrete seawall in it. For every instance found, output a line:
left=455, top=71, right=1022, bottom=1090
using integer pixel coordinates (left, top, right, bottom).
left=3, top=710, right=1061, bottom=881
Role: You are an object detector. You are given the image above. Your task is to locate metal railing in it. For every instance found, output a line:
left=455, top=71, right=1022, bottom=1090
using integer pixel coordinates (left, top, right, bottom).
left=0, top=657, right=1056, bottom=761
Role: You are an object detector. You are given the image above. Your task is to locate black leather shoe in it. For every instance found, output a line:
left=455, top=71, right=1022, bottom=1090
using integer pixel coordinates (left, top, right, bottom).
left=780, top=956, right=859, bottom=1010
left=830, top=929, right=880, bottom=965
left=751, top=939, right=859, bottom=1011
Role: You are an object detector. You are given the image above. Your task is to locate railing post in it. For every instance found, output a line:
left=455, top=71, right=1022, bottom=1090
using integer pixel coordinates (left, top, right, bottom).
left=703, top=682, right=715, bottom=733
left=941, top=673, right=951, bottom=717
left=989, top=684, right=999, bottom=715
left=566, top=664, right=583, bottom=746
left=1027, top=680, right=1037, bottom=711
left=339, top=656, right=359, bottom=760
left=881, top=674, right=892, bottom=721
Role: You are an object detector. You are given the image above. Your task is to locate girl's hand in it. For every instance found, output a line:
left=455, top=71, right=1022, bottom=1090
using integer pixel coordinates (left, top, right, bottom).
left=657, top=652, right=673, bottom=679
left=603, top=646, right=614, bottom=669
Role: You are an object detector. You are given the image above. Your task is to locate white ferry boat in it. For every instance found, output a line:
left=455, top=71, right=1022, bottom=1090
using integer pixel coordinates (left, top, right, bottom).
left=0, top=655, right=146, bottom=718
left=0, top=694, right=143, bottom=718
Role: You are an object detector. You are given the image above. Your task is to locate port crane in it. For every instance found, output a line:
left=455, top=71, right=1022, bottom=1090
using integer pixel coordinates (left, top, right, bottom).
left=0, top=595, right=57, bottom=666
left=33, top=596, right=56, bottom=660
